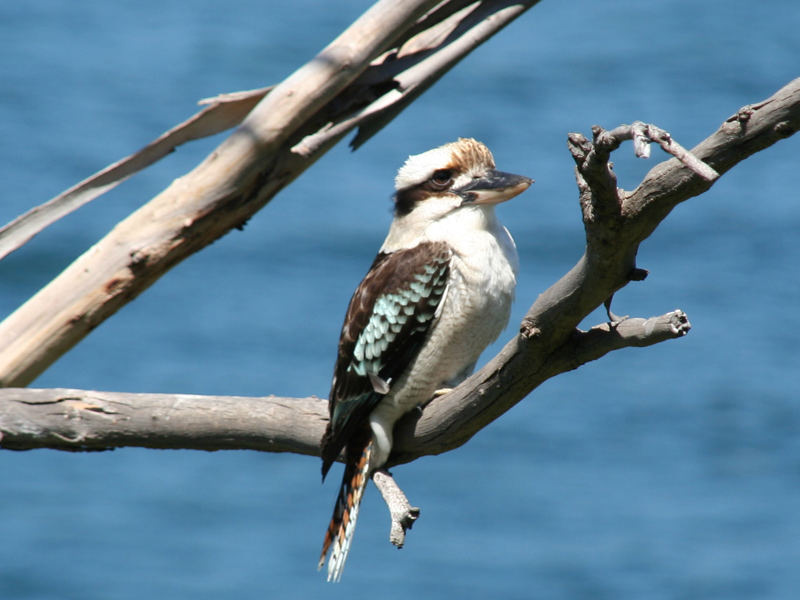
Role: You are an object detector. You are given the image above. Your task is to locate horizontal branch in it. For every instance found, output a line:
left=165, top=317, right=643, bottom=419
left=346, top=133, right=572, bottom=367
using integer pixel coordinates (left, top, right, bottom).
left=0, top=388, right=326, bottom=454
left=1, top=83, right=797, bottom=466
left=0, top=308, right=688, bottom=454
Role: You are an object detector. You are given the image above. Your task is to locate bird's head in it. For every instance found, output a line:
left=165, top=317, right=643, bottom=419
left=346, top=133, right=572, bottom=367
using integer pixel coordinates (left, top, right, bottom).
left=391, top=138, right=532, bottom=221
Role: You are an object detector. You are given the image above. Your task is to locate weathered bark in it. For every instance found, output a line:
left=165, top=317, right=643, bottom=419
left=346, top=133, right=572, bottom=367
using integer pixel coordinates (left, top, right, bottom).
left=372, top=469, right=420, bottom=548
left=3, top=78, right=798, bottom=551
left=0, top=312, right=687, bottom=453
left=2, top=79, right=798, bottom=460
left=391, top=77, right=800, bottom=465
left=0, top=389, right=325, bottom=454
left=0, top=312, right=687, bottom=454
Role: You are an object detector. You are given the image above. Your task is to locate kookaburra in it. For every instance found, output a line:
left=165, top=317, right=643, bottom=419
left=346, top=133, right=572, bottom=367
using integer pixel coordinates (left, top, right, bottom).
left=318, top=138, right=532, bottom=581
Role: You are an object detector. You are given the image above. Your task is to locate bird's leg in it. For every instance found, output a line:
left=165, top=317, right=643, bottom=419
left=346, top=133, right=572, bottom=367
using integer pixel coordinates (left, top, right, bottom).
left=430, top=360, right=477, bottom=399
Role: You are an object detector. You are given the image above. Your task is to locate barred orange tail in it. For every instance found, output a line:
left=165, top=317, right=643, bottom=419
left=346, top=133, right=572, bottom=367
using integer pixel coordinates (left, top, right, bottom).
left=318, top=439, right=373, bottom=582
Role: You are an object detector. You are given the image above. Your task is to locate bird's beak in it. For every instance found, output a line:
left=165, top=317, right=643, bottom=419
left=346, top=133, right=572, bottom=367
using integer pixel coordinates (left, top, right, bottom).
left=456, top=170, right=533, bottom=206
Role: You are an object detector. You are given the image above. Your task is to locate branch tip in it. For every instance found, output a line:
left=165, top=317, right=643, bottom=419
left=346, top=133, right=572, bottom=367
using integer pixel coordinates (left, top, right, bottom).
left=666, top=309, right=692, bottom=337
left=372, top=469, right=420, bottom=549
left=628, top=267, right=649, bottom=282
left=581, top=121, right=719, bottom=182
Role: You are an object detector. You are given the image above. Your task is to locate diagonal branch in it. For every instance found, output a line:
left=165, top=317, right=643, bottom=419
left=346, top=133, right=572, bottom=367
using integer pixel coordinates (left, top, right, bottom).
left=0, top=0, right=537, bottom=388
left=0, top=87, right=271, bottom=261
left=391, top=77, right=800, bottom=465
left=2, top=79, right=799, bottom=457
left=2, top=79, right=798, bottom=459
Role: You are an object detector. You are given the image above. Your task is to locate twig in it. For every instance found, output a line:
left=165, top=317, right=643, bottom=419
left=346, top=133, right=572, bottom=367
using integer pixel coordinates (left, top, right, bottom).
left=595, top=121, right=720, bottom=181
left=564, top=310, right=692, bottom=369
left=371, top=469, right=420, bottom=548
left=632, top=122, right=720, bottom=181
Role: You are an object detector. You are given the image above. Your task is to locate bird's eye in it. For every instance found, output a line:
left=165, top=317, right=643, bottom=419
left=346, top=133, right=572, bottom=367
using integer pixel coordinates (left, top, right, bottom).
left=430, top=169, right=453, bottom=189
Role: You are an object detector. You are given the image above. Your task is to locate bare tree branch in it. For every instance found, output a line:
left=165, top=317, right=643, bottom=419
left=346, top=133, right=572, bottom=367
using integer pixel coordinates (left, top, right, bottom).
left=0, top=305, right=687, bottom=454
left=569, top=310, right=691, bottom=360
left=390, top=77, right=800, bottom=465
left=596, top=122, right=719, bottom=181
left=0, top=313, right=689, bottom=453
left=0, top=1, right=542, bottom=264
left=0, top=0, right=538, bottom=388
left=2, top=79, right=798, bottom=460
left=0, top=388, right=325, bottom=454
left=0, top=87, right=271, bottom=261
left=372, top=469, right=420, bottom=548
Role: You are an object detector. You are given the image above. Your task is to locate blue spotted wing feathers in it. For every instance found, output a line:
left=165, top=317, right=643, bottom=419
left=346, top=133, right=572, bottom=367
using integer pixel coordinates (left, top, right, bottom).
left=320, top=241, right=451, bottom=478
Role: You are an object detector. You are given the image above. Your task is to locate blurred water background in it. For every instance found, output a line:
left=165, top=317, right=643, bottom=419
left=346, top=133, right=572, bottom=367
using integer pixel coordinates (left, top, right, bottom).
left=1, top=1, right=799, bottom=598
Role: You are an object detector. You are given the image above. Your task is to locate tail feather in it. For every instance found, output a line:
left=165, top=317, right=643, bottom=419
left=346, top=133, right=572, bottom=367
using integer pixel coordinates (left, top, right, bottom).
left=318, top=439, right=373, bottom=582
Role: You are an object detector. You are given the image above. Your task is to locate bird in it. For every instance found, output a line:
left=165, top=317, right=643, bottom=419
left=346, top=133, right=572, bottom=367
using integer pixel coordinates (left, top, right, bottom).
left=318, top=137, right=532, bottom=581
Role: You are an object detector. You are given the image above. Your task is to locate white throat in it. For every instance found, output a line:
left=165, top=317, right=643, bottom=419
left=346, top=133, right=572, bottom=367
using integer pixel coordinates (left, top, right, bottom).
left=381, top=202, right=499, bottom=253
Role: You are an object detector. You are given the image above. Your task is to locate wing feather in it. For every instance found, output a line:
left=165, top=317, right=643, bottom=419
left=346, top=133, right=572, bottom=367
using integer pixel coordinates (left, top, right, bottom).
left=320, top=241, right=451, bottom=477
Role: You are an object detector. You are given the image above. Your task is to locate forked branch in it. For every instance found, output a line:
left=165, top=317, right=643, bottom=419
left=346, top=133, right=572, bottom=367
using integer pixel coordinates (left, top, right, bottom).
left=0, top=72, right=798, bottom=549
left=2, top=79, right=799, bottom=460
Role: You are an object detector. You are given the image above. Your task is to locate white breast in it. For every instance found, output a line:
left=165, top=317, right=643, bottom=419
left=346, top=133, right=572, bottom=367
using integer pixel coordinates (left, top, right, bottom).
left=368, top=205, right=517, bottom=468
left=417, top=204, right=518, bottom=389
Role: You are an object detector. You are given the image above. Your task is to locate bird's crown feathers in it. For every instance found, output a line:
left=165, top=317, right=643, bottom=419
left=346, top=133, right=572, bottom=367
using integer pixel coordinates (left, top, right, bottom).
left=394, top=137, right=495, bottom=191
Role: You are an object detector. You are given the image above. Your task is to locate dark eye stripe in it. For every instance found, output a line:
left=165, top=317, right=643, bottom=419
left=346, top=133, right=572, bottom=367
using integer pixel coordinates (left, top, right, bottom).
left=392, top=168, right=459, bottom=216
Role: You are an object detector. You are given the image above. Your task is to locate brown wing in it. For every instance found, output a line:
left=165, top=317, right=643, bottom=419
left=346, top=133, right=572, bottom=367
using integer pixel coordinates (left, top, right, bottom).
left=320, top=241, right=451, bottom=478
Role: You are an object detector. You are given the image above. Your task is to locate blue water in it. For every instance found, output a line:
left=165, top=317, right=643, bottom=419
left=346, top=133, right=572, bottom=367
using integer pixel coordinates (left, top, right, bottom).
left=2, top=1, right=799, bottom=598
